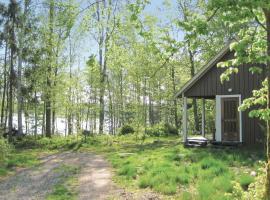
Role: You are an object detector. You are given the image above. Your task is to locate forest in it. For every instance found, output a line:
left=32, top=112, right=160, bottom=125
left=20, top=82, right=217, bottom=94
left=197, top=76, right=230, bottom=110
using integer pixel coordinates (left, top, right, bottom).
left=0, top=0, right=270, bottom=199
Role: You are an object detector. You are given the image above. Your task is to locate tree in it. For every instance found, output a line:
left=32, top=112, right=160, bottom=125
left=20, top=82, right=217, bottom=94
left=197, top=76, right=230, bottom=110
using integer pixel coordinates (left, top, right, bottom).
left=6, top=0, right=20, bottom=135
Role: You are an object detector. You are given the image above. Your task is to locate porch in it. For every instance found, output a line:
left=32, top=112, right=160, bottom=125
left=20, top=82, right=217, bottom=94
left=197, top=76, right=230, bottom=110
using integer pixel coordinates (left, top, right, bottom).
left=181, top=95, right=242, bottom=147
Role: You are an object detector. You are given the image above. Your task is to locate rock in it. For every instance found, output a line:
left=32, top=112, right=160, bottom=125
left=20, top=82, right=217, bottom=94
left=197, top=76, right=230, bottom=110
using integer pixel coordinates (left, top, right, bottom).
left=250, top=171, right=257, bottom=177
left=118, top=153, right=135, bottom=158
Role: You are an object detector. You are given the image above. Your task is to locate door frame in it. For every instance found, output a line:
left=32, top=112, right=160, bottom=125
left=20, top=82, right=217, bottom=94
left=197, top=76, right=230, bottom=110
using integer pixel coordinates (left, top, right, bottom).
left=215, top=94, right=242, bottom=142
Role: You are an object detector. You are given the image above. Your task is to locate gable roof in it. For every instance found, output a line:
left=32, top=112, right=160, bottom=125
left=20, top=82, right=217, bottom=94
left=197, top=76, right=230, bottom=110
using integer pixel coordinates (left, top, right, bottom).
left=175, top=44, right=231, bottom=98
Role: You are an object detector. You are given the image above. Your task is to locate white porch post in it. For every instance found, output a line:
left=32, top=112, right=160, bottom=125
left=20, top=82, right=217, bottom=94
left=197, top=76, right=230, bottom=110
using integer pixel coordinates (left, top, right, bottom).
left=182, top=94, right=187, bottom=143
left=202, top=98, right=205, bottom=137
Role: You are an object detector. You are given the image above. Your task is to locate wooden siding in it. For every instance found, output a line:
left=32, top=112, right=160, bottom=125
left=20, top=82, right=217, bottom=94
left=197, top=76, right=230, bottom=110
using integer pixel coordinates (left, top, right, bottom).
left=184, top=51, right=265, bottom=145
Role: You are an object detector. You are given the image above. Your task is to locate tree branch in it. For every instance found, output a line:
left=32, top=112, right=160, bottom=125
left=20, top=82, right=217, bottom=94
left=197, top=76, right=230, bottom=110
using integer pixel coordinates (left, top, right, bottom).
left=207, top=7, right=219, bottom=22
left=250, top=9, right=267, bottom=31
left=78, top=0, right=103, bottom=15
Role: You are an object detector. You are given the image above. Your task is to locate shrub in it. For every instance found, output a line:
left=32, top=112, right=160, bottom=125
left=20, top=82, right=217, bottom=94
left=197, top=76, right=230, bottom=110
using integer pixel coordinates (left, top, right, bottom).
left=14, top=136, right=79, bottom=150
left=153, top=182, right=177, bottom=195
left=145, top=123, right=178, bottom=136
left=164, top=123, right=178, bottom=135
left=227, top=165, right=265, bottom=200
left=138, top=174, right=152, bottom=188
left=213, top=175, right=233, bottom=193
left=197, top=181, right=216, bottom=200
left=0, top=138, right=13, bottom=163
left=118, top=164, right=137, bottom=179
left=145, top=123, right=164, bottom=136
left=239, top=174, right=254, bottom=190
left=175, top=172, right=190, bottom=185
left=119, top=125, right=135, bottom=135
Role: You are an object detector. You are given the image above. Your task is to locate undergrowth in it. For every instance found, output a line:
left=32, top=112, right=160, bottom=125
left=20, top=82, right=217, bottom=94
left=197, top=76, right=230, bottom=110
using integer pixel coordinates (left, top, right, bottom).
left=79, top=135, right=264, bottom=199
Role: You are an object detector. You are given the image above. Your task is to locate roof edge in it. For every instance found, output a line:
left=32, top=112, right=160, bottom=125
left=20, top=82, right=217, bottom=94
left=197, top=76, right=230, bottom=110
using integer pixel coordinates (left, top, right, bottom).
left=174, top=43, right=231, bottom=99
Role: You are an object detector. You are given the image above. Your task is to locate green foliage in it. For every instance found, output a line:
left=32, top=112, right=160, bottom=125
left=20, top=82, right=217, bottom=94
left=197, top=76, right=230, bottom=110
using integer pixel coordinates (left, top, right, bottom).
left=6, top=153, right=39, bottom=168
left=200, top=157, right=227, bottom=176
left=118, top=164, right=137, bottom=179
left=14, top=136, right=80, bottom=150
left=119, top=125, right=135, bottom=135
left=145, top=123, right=165, bottom=136
left=0, top=148, right=42, bottom=177
left=0, top=138, right=13, bottom=164
left=239, top=79, right=270, bottom=121
left=239, top=174, right=255, bottom=190
left=46, top=184, right=75, bottom=200
left=138, top=164, right=179, bottom=195
left=145, top=123, right=178, bottom=136
left=227, top=165, right=266, bottom=200
left=164, top=123, right=178, bottom=135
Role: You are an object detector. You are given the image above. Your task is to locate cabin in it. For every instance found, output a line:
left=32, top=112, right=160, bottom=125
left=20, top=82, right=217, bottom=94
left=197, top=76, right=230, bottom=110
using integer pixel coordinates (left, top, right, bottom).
left=175, top=44, right=265, bottom=146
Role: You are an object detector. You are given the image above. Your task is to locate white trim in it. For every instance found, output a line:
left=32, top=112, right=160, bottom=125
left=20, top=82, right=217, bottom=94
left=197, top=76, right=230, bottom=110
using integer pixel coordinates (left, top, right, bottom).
left=182, top=94, right=188, bottom=143
left=215, top=96, right=222, bottom=141
left=215, top=94, right=242, bottom=142
left=202, top=99, right=205, bottom=137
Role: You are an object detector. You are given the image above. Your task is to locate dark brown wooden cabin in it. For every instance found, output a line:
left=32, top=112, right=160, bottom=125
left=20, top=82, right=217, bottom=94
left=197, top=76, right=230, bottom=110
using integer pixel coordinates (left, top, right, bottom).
left=175, top=44, right=265, bottom=146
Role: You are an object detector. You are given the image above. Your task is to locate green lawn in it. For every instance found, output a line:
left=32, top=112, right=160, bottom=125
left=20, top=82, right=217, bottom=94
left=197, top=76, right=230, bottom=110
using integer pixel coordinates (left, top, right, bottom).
left=79, top=135, right=265, bottom=200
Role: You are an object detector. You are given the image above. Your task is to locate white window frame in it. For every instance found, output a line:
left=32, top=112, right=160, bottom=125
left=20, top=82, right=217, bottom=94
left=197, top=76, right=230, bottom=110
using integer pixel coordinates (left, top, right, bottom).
left=215, top=94, right=242, bottom=142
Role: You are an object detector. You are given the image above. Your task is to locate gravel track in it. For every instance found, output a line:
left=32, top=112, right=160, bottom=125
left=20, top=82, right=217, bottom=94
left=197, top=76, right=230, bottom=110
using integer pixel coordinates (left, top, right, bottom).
left=0, top=152, right=114, bottom=200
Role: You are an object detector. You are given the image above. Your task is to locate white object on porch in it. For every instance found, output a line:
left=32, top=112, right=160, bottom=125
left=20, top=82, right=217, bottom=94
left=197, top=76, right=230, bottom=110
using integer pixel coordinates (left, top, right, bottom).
left=186, top=136, right=208, bottom=147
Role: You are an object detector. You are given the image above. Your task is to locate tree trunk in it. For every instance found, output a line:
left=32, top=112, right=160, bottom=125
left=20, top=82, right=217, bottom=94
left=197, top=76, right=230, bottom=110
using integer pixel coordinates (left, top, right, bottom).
left=45, top=0, right=54, bottom=138
left=144, top=77, right=147, bottom=131
left=4, top=78, right=8, bottom=129
left=264, top=8, right=270, bottom=200
left=17, top=50, right=23, bottom=135
left=68, top=35, right=73, bottom=135
left=52, top=66, right=58, bottom=135
left=171, top=65, right=179, bottom=128
left=188, top=44, right=200, bottom=133
left=106, top=77, right=113, bottom=134
left=8, top=38, right=15, bottom=134
left=17, top=0, right=30, bottom=136
left=34, top=90, right=37, bottom=138
left=120, top=68, right=124, bottom=127
left=24, top=102, right=28, bottom=135
left=96, top=2, right=105, bottom=134
left=1, top=42, right=8, bottom=127
left=85, top=100, right=90, bottom=130
left=93, top=88, right=97, bottom=133
left=99, top=68, right=105, bottom=134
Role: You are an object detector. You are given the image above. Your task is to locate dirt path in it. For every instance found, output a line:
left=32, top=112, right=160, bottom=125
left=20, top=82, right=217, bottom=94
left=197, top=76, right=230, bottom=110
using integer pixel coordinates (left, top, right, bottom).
left=0, top=152, right=116, bottom=200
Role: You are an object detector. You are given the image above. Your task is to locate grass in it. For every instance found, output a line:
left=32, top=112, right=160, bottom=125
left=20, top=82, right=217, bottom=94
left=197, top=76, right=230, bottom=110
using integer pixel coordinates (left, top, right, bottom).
left=78, top=134, right=264, bottom=199
left=0, top=149, right=53, bottom=178
left=0, top=135, right=80, bottom=178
